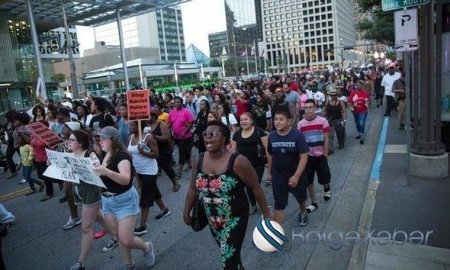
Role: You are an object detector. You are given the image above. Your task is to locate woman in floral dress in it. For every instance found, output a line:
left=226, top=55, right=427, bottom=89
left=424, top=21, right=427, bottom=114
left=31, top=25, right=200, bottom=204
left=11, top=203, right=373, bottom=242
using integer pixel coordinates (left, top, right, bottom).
left=183, top=120, right=271, bottom=269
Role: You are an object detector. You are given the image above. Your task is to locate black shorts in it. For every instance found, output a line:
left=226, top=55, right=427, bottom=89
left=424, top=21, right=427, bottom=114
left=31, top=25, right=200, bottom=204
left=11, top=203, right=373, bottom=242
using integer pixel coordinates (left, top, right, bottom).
left=272, top=173, right=308, bottom=210
left=137, top=173, right=161, bottom=208
left=305, top=156, right=331, bottom=185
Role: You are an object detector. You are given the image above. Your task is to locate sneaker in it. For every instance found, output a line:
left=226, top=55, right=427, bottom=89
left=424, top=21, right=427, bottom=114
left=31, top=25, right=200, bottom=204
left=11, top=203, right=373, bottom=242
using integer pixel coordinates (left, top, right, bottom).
left=306, top=204, right=318, bottom=213
left=354, top=135, right=361, bottom=140
left=143, top=241, right=155, bottom=268
left=62, top=217, right=81, bottom=230
left=122, top=263, right=137, bottom=270
left=70, top=262, right=85, bottom=270
left=102, top=239, right=118, bottom=252
left=154, top=208, right=170, bottom=221
left=324, top=191, right=332, bottom=201
left=298, top=212, right=308, bottom=227
left=94, top=228, right=107, bottom=239
left=134, top=224, right=147, bottom=236
left=360, top=139, right=364, bottom=145
left=19, top=179, right=26, bottom=184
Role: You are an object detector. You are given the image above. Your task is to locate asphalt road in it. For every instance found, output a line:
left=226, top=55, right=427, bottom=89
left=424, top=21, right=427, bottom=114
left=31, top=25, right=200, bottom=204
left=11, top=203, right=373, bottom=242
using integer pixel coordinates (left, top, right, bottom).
left=1, top=108, right=381, bottom=270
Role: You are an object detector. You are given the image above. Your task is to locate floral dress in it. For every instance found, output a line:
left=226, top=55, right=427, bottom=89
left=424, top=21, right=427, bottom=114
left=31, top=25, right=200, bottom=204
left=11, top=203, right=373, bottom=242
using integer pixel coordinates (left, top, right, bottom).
left=195, top=153, right=249, bottom=270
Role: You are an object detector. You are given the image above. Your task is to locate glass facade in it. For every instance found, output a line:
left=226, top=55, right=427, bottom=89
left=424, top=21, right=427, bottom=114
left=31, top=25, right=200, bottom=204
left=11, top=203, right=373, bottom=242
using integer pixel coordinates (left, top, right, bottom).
left=0, top=15, right=79, bottom=114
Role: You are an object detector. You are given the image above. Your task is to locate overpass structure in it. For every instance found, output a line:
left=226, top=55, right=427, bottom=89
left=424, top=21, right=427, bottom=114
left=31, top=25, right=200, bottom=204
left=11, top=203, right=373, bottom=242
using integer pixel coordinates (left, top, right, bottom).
left=0, top=0, right=191, bottom=98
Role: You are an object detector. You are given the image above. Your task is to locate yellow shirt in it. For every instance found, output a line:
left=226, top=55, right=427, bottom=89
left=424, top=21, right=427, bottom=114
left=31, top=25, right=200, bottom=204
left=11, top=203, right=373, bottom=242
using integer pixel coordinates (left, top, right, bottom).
left=19, top=144, right=34, bottom=167
left=157, top=112, right=169, bottom=124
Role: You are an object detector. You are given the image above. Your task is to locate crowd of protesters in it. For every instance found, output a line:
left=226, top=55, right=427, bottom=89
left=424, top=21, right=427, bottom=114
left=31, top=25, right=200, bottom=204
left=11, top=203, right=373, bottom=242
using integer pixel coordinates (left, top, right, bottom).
left=0, top=63, right=404, bottom=269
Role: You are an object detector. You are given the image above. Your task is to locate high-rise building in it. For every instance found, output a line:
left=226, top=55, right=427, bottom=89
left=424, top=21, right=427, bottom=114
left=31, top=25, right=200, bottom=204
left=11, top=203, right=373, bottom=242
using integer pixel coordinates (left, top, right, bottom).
left=261, top=0, right=356, bottom=72
left=208, top=31, right=228, bottom=59
left=94, top=6, right=185, bottom=62
left=224, top=0, right=259, bottom=75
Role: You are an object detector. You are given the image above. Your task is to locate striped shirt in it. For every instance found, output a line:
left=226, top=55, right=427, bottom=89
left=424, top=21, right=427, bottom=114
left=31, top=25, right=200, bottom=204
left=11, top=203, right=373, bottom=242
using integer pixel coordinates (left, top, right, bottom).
left=297, top=116, right=330, bottom=157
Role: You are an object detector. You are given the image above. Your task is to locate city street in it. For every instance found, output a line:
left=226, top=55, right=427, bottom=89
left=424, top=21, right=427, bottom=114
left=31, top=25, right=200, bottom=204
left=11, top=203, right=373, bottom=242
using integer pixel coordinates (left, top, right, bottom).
left=0, top=106, right=373, bottom=270
left=1, top=105, right=449, bottom=270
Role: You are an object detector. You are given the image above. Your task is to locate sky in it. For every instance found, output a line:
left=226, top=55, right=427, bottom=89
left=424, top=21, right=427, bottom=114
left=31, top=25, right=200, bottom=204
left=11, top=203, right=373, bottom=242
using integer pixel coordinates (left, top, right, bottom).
left=76, top=0, right=226, bottom=57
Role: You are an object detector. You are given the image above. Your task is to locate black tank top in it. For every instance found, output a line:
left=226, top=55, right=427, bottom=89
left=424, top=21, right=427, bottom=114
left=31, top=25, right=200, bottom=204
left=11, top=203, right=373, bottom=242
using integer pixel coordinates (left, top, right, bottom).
left=100, top=151, right=134, bottom=193
left=326, top=101, right=343, bottom=120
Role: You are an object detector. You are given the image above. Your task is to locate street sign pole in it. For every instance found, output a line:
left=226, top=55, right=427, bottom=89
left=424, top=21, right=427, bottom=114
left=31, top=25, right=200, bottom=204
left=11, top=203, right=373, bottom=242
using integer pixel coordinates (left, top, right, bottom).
left=382, top=0, right=429, bottom=11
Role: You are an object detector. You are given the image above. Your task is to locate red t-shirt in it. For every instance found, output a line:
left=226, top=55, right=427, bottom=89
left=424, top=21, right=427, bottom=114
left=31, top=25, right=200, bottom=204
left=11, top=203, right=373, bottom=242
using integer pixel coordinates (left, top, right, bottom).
left=235, top=99, right=249, bottom=119
left=290, top=82, right=300, bottom=92
left=30, top=134, right=47, bottom=162
left=349, top=90, right=370, bottom=113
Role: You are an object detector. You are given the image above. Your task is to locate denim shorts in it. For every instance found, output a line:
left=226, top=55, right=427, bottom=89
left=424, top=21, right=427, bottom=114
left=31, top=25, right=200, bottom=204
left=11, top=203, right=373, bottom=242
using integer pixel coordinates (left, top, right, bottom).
left=102, top=186, right=140, bottom=220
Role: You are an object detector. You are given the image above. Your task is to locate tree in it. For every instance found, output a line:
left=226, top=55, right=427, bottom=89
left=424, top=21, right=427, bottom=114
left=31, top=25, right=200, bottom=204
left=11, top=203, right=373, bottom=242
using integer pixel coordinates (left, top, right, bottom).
left=51, top=73, right=67, bottom=83
left=355, top=0, right=394, bottom=45
left=209, top=59, right=221, bottom=67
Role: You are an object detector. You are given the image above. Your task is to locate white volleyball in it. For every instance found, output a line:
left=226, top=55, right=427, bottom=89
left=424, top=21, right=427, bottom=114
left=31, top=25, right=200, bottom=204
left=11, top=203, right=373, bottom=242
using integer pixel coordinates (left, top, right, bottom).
left=252, top=218, right=287, bottom=253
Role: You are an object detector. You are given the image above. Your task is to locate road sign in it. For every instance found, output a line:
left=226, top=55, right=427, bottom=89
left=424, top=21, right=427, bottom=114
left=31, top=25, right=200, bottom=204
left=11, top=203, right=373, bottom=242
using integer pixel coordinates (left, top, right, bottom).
left=382, top=0, right=429, bottom=11
left=395, top=8, right=418, bottom=51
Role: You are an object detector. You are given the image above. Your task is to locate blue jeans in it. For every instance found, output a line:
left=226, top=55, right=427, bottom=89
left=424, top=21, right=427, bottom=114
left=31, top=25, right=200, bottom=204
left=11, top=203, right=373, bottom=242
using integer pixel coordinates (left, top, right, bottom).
left=352, top=112, right=368, bottom=135
left=22, top=165, right=42, bottom=191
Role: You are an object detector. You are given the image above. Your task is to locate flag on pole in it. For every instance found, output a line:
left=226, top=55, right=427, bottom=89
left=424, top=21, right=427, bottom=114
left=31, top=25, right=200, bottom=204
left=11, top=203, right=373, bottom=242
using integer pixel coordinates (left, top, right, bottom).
left=241, top=50, right=247, bottom=57
left=251, top=45, right=256, bottom=56
left=36, top=77, right=47, bottom=102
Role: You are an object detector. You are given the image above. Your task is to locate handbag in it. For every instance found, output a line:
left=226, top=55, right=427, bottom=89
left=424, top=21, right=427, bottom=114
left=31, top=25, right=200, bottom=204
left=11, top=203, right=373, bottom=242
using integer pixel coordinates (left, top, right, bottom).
left=191, top=195, right=208, bottom=232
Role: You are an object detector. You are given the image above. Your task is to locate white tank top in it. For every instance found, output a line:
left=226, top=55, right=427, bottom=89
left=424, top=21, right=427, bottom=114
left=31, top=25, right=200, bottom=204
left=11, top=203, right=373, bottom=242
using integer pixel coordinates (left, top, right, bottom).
left=127, top=134, right=158, bottom=175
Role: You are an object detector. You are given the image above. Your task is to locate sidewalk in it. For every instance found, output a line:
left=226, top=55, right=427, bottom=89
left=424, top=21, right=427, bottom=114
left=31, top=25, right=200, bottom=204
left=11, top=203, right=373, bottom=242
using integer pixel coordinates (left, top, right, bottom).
left=350, top=112, right=450, bottom=270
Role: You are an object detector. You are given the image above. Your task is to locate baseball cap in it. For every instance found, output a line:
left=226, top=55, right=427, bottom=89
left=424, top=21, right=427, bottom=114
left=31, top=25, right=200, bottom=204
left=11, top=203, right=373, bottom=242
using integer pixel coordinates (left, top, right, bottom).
left=388, top=63, right=396, bottom=69
left=61, top=101, right=73, bottom=110
left=65, top=121, right=81, bottom=131
left=99, top=126, right=119, bottom=140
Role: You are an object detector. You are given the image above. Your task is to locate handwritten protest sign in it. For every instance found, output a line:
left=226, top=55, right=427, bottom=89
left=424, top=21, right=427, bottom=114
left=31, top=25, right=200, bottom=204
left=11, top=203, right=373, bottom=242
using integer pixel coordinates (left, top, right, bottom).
left=44, top=150, right=78, bottom=183
left=43, top=149, right=106, bottom=188
left=28, top=122, right=63, bottom=148
left=65, top=155, right=106, bottom=188
left=127, top=90, right=150, bottom=121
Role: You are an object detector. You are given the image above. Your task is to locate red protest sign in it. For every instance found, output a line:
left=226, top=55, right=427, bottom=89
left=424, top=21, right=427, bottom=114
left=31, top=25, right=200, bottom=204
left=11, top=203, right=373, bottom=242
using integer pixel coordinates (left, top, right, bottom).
left=126, top=90, right=150, bottom=121
left=28, top=122, right=63, bottom=149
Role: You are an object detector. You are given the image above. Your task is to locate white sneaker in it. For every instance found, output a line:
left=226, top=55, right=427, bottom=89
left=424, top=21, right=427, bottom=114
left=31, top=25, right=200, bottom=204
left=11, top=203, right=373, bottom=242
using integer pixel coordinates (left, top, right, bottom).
left=62, top=217, right=81, bottom=230
left=19, top=179, right=26, bottom=184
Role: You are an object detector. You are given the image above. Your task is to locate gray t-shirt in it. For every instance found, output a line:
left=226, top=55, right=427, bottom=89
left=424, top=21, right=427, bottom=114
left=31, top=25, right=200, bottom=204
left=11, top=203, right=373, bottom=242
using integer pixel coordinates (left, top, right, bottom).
left=284, top=91, right=299, bottom=117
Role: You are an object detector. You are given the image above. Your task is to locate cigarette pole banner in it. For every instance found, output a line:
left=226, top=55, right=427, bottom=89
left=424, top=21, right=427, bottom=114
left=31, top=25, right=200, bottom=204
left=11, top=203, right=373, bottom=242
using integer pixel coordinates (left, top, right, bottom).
left=127, top=90, right=150, bottom=121
left=28, top=122, right=63, bottom=149
left=44, top=149, right=106, bottom=188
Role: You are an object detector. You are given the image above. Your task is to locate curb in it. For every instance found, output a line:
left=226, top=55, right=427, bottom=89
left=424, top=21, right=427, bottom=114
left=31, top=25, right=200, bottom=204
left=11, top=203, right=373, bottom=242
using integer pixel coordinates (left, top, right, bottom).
left=348, top=117, right=390, bottom=270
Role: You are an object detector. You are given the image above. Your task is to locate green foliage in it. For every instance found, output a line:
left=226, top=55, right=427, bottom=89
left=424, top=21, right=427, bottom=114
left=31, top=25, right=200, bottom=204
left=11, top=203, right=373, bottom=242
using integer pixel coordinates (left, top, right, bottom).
left=355, top=0, right=394, bottom=44
left=51, top=73, right=67, bottom=83
left=209, top=58, right=221, bottom=67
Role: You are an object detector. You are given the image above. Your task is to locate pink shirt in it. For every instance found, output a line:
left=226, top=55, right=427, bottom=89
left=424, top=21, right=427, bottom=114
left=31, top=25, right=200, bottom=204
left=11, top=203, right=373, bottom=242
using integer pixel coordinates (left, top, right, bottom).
left=168, top=108, right=194, bottom=139
left=297, top=93, right=308, bottom=111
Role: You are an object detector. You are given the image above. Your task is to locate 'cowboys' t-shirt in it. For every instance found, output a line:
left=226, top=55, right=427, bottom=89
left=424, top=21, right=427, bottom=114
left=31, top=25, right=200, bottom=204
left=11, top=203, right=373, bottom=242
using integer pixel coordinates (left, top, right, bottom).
left=268, top=128, right=309, bottom=182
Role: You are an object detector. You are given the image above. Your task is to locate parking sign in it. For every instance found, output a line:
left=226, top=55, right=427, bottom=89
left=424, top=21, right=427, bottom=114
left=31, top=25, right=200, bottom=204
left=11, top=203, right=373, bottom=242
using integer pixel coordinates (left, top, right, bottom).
left=395, top=8, right=418, bottom=51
